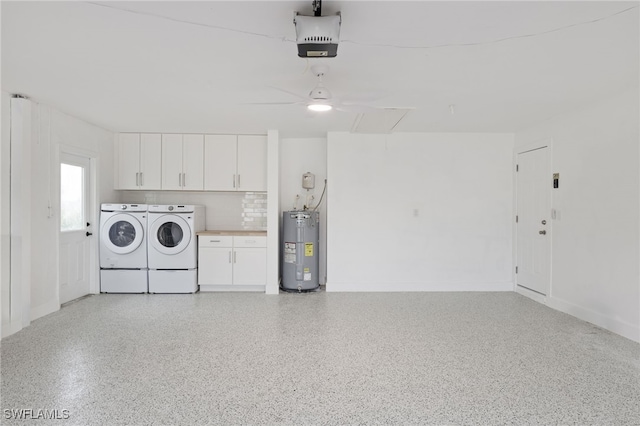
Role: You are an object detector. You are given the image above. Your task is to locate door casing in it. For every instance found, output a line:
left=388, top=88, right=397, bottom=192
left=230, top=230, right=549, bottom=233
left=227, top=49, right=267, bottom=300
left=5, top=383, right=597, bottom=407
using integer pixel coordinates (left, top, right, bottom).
left=57, top=145, right=99, bottom=305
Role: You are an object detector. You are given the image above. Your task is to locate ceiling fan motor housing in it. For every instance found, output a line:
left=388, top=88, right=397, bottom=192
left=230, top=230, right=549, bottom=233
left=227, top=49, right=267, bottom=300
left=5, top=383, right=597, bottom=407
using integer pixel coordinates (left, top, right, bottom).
left=294, top=13, right=341, bottom=58
left=309, top=84, right=331, bottom=100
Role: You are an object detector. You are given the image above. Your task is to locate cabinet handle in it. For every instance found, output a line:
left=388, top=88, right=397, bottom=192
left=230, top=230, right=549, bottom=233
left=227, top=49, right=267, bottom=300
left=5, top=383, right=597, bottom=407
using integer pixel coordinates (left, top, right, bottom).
left=136, top=172, right=139, bottom=186
left=228, top=251, right=232, bottom=263
left=233, top=251, right=237, bottom=263
left=237, top=174, right=241, bottom=188
left=210, top=240, right=221, bottom=243
left=183, top=173, right=186, bottom=187
left=178, top=173, right=181, bottom=187
left=140, top=172, right=144, bottom=187
left=232, top=174, right=236, bottom=188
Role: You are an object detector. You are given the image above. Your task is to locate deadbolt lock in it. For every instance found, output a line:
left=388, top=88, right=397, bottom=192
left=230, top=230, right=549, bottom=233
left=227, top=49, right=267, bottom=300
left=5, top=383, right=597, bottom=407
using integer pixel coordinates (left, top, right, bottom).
left=541, top=220, right=546, bottom=225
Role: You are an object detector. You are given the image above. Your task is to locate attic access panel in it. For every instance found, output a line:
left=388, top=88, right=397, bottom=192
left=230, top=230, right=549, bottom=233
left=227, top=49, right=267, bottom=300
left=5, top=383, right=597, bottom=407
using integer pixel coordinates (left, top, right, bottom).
left=351, top=108, right=411, bottom=134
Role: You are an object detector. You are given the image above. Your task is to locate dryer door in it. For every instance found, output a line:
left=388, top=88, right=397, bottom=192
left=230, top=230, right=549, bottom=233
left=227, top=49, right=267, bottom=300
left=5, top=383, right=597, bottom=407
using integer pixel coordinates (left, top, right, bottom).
left=101, top=213, right=144, bottom=254
left=149, top=214, right=192, bottom=255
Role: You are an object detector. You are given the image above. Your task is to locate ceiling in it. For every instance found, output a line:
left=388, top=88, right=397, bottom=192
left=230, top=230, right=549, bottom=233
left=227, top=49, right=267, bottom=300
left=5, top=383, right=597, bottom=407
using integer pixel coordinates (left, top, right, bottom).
left=2, top=1, right=638, bottom=138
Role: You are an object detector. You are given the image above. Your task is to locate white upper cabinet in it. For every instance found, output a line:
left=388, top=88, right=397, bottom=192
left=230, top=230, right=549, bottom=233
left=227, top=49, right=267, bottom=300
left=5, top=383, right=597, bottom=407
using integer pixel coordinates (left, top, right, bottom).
left=116, top=133, right=161, bottom=190
left=237, top=135, right=267, bottom=192
left=161, top=134, right=204, bottom=191
left=117, top=133, right=139, bottom=190
left=116, top=133, right=264, bottom=192
left=140, top=134, right=162, bottom=189
left=161, top=134, right=183, bottom=190
left=204, top=134, right=267, bottom=192
left=204, top=135, right=237, bottom=191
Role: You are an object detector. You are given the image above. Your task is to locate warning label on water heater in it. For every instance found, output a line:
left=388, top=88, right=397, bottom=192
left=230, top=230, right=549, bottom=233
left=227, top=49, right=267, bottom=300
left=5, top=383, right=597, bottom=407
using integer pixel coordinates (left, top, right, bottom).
left=305, top=243, right=314, bottom=257
left=284, top=242, right=296, bottom=263
left=304, top=267, right=311, bottom=281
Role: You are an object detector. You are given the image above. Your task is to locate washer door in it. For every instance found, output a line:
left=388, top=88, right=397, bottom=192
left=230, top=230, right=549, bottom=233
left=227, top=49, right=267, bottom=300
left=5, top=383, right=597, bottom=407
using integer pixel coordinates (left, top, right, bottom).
left=149, top=215, right=191, bottom=255
left=101, top=213, right=144, bottom=254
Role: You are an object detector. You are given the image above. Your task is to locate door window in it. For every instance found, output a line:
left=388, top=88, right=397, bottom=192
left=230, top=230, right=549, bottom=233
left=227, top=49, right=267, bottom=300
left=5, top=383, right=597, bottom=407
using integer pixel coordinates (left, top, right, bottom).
left=109, top=221, right=136, bottom=247
left=157, top=222, right=184, bottom=248
left=60, top=163, right=85, bottom=232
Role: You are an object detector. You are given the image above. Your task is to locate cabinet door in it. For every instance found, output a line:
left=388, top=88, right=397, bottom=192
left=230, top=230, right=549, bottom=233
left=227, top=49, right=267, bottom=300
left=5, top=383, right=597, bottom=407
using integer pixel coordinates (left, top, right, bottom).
left=198, top=247, right=233, bottom=285
left=233, top=248, right=266, bottom=285
left=204, top=135, right=237, bottom=191
left=139, top=133, right=162, bottom=190
left=117, top=133, right=141, bottom=190
left=182, top=134, right=204, bottom=191
left=237, top=135, right=267, bottom=191
left=161, top=134, right=183, bottom=190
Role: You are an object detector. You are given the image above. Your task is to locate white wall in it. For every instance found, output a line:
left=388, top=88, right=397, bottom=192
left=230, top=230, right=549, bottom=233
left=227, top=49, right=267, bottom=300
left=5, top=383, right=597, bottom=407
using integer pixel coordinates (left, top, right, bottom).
left=1, top=98, right=115, bottom=338
left=1, top=92, right=11, bottom=331
left=279, top=138, right=328, bottom=284
left=29, top=104, right=56, bottom=319
left=9, top=97, right=32, bottom=332
left=515, top=86, right=640, bottom=342
left=326, top=132, right=514, bottom=292
left=266, top=129, right=280, bottom=294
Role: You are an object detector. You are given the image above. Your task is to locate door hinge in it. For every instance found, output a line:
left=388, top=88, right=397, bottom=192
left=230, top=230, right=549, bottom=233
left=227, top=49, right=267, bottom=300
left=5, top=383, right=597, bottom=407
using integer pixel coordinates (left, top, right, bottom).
left=515, top=266, right=518, bottom=274
left=516, top=164, right=519, bottom=172
left=516, top=215, right=518, bottom=223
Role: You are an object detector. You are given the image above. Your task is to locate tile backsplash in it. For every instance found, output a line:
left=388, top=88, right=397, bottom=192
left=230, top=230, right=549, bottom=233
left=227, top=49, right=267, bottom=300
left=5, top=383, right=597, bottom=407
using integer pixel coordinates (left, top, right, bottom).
left=241, top=192, right=268, bottom=230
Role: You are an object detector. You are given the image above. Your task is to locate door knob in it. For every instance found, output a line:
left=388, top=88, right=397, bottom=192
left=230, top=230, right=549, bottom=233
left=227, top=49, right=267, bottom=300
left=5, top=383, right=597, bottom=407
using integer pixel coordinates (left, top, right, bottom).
left=86, top=232, right=93, bottom=237
left=539, top=230, right=546, bottom=235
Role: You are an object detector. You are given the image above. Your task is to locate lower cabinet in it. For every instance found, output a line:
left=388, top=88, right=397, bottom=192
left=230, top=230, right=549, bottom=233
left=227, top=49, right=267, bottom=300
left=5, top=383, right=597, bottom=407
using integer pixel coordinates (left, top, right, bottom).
left=198, top=235, right=266, bottom=291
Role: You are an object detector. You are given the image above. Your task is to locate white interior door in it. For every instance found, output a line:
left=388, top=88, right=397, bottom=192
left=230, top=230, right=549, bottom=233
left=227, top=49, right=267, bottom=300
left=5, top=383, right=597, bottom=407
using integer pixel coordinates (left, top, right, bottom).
left=59, top=152, right=92, bottom=304
left=516, top=146, right=551, bottom=295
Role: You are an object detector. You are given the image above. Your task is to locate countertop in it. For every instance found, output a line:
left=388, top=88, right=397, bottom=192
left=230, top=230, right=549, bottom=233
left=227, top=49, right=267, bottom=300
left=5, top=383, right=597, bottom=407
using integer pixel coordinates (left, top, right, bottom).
left=197, top=230, right=267, bottom=237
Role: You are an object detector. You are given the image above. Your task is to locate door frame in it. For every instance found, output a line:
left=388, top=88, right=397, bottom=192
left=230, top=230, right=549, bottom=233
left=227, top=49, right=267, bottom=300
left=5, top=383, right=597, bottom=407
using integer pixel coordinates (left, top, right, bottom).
left=56, top=144, right=99, bottom=301
left=514, top=138, right=553, bottom=304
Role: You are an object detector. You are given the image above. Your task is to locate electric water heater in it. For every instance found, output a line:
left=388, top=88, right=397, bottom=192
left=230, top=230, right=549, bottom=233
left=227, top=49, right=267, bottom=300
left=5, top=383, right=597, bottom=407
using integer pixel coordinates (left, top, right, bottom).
left=282, top=210, right=320, bottom=291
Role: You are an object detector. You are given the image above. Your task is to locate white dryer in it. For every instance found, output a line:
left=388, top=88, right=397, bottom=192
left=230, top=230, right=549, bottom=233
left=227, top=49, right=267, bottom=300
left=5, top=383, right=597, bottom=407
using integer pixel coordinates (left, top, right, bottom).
left=147, top=204, right=205, bottom=293
left=99, top=203, right=148, bottom=293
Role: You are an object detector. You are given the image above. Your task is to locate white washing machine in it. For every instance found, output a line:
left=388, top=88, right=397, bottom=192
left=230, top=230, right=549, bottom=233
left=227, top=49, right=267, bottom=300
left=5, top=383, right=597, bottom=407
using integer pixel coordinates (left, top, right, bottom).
left=147, top=204, right=205, bottom=293
left=99, top=203, right=148, bottom=293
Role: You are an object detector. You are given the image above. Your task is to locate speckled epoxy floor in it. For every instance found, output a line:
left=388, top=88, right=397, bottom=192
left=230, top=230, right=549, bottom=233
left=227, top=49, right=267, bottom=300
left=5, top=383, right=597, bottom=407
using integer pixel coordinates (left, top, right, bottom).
left=1, top=291, right=639, bottom=425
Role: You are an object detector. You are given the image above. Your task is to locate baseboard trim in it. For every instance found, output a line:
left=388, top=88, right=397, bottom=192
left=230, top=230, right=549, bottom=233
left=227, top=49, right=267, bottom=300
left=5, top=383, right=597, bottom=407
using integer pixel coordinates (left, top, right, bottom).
left=199, top=285, right=265, bottom=292
left=546, top=296, right=640, bottom=343
left=325, top=281, right=514, bottom=292
left=515, top=285, right=547, bottom=304
left=30, top=299, right=59, bottom=322
left=1, top=320, right=22, bottom=339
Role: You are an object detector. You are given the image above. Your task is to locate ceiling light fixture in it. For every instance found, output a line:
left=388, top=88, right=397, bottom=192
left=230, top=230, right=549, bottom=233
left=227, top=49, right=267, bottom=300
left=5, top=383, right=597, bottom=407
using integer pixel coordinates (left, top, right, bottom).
left=308, top=103, right=332, bottom=112
left=307, top=66, right=332, bottom=112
